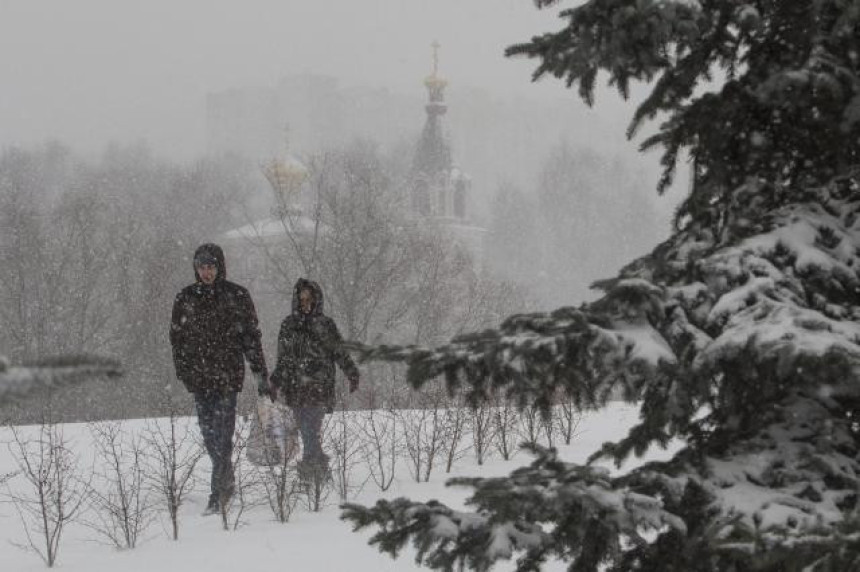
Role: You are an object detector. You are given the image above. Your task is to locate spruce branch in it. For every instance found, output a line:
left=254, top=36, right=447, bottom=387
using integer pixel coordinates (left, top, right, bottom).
left=342, top=445, right=686, bottom=572
left=0, top=354, right=122, bottom=404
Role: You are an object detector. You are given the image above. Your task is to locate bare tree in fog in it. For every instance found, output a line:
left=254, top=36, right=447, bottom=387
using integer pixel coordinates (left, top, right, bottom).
left=539, top=143, right=663, bottom=304
left=5, top=409, right=89, bottom=568
left=242, top=138, right=528, bottom=412
left=0, top=144, right=253, bottom=422
left=486, top=142, right=663, bottom=307
left=486, top=181, right=543, bottom=287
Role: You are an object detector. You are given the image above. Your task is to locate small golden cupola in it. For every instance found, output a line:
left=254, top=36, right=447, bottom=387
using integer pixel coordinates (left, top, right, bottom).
left=262, top=125, right=308, bottom=218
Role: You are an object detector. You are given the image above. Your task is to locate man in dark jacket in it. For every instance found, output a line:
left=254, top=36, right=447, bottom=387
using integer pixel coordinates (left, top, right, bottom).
left=270, top=278, right=359, bottom=480
left=170, top=243, right=270, bottom=515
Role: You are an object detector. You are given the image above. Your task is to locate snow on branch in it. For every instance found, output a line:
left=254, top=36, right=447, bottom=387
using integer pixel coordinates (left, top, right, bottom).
left=343, top=173, right=860, bottom=569
left=0, top=354, right=123, bottom=404
left=349, top=285, right=674, bottom=414
left=342, top=445, right=685, bottom=572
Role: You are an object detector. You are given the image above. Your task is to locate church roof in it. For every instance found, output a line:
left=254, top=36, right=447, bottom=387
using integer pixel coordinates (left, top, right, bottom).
left=222, top=215, right=321, bottom=241
left=412, top=41, right=452, bottom=179
left=413, top=113, right=451, bottom=177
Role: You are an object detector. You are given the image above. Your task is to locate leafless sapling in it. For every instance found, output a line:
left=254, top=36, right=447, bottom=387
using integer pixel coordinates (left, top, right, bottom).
left=491, top=390, right=519, bottom=461
left=85, top=420, right=154, bottom=549
left=142, top=395, right=202, bottom=541
left=518, top=402, right=543, bottom=448
left=397, top=396, right=429, bottom=483
left=220, top=415, right=263, bottom=531
left=469, top=396, right=497, bottom=466
left=5, top=417, right=89, bottom=567
left=555, top=393, right=582, bottom=446
left=255, top=405, right=300, bottom=523
left=326, top=391, right=368, bottom=502
left=419, top=381, right=448, bottom=482
left=356, top=401, right=399, bottom=492
left=442, top=391, right=471, bottom=473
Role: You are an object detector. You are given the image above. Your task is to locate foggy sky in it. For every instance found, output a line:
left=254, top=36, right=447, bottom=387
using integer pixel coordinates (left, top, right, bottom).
left=1, top=0, right=615, bottom=159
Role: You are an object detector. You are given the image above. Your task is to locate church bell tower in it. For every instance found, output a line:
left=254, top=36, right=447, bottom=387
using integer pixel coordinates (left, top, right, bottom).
left=410, top=42, right=470, bottom=221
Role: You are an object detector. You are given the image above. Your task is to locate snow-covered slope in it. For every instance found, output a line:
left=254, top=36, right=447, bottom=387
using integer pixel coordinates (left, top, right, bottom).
left=0, top=402, right=668, bottom=572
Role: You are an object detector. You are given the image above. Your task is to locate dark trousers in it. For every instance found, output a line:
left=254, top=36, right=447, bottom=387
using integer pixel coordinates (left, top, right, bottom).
left=293, top=406, right=326, bottom=465
left=194, top=391, right=237, bottom=502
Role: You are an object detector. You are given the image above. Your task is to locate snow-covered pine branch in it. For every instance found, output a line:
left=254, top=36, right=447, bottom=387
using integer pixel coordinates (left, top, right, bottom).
left=342, top=445, right=685, bottom=572
left=0, top=355, right=123, bottom=404
left=344, top=172, right=860, bottom=570
left=347, top=283, right=671, bottom=416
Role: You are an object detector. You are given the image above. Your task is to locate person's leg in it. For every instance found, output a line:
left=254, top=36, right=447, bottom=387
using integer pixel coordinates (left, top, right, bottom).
left=294, top=406, right=328, bottom=483
left=305, top=406, right=325, bottom=465
left=293, top=406, right=325, bottom=463
left=194, top=391, right=221, bottom=505
left=211, top=392, right=237, bottom=499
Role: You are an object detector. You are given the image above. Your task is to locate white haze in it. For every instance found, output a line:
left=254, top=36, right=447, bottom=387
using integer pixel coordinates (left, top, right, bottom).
left=0, top=0, right=584, bottom=157
left=0, top=0, right=686, bottom=308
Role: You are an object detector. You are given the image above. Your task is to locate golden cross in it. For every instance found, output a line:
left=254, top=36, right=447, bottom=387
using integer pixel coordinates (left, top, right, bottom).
left=431, top=41, right=441, bottom=77
left=282, top=122, right=291, bottom=152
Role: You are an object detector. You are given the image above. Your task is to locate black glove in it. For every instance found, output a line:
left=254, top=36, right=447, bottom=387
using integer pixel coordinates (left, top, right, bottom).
left=254, top=372, right=275, bottom=402
left=348, top=376, right=360, bottom=394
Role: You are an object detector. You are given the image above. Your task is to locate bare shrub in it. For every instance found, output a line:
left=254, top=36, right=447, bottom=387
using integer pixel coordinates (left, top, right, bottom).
left=220, top=415, right=265, bottom=531
left=326, top=400, right=367, bottom=502
left=419, top=382, right=448, bottom=482
left=556, top=397, right=582, bottom=446
left=518, top=403, right=543, bottom=448
left=301, top=456, right=333, bottom=513
left=255, top=406, right=300, bottom=523
left=356, top=405, right=399, bottom=491
left=542, top=406, right=556, bottom=449
left=398, top=381, right=447, bottom=483
left=85, top=421, right=154, bottom=549
left=491, top=391, right=519, bottom=461
left=469, top=398, right=496, bottom=466
left=442, top=392, right=470, bottom=473
left=143, top=395, right=202, bottom=541
left=5, top=417, right=89, bottom=567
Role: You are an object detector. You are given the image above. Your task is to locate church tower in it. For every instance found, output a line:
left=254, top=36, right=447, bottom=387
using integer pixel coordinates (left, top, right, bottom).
left=411, top=42, right=471, bottom=221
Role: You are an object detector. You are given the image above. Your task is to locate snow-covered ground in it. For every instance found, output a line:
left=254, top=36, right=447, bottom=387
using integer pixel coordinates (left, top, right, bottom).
left=0, top=402, right=677, bottom=571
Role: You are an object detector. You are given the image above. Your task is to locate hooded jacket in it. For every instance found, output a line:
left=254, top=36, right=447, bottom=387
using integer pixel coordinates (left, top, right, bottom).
left=270, top=278, right=358, bottom=410
left=169, top=243, right=267, bottom=394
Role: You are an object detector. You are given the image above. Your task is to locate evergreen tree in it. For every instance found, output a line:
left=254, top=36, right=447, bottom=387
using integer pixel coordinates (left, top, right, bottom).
left=342, top=1, right=860, bottom=570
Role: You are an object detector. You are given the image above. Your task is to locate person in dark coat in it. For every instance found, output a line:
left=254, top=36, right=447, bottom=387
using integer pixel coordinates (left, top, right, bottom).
left=170, top=243, right=270, bottom=514
left=270, top=278, right=359, bottom=479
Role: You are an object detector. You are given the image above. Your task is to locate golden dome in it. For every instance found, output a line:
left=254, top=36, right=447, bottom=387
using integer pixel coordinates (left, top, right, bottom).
left=263, top=154, right=307, bottom=194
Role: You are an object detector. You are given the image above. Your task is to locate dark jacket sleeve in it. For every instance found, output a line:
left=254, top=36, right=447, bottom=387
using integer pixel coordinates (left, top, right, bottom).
left=270, top=319, right=295, bottom=389
left=237, top=288, right=267, bottom=378
left=169, top=292, right=192, bottom=390
left=324, top=318, right=359, bottom=380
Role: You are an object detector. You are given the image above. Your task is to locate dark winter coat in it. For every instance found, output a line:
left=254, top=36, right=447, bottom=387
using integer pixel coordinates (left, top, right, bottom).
left=170, top=243, right=267, bottom=394
left=270, top=279, right=358, bottom=411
